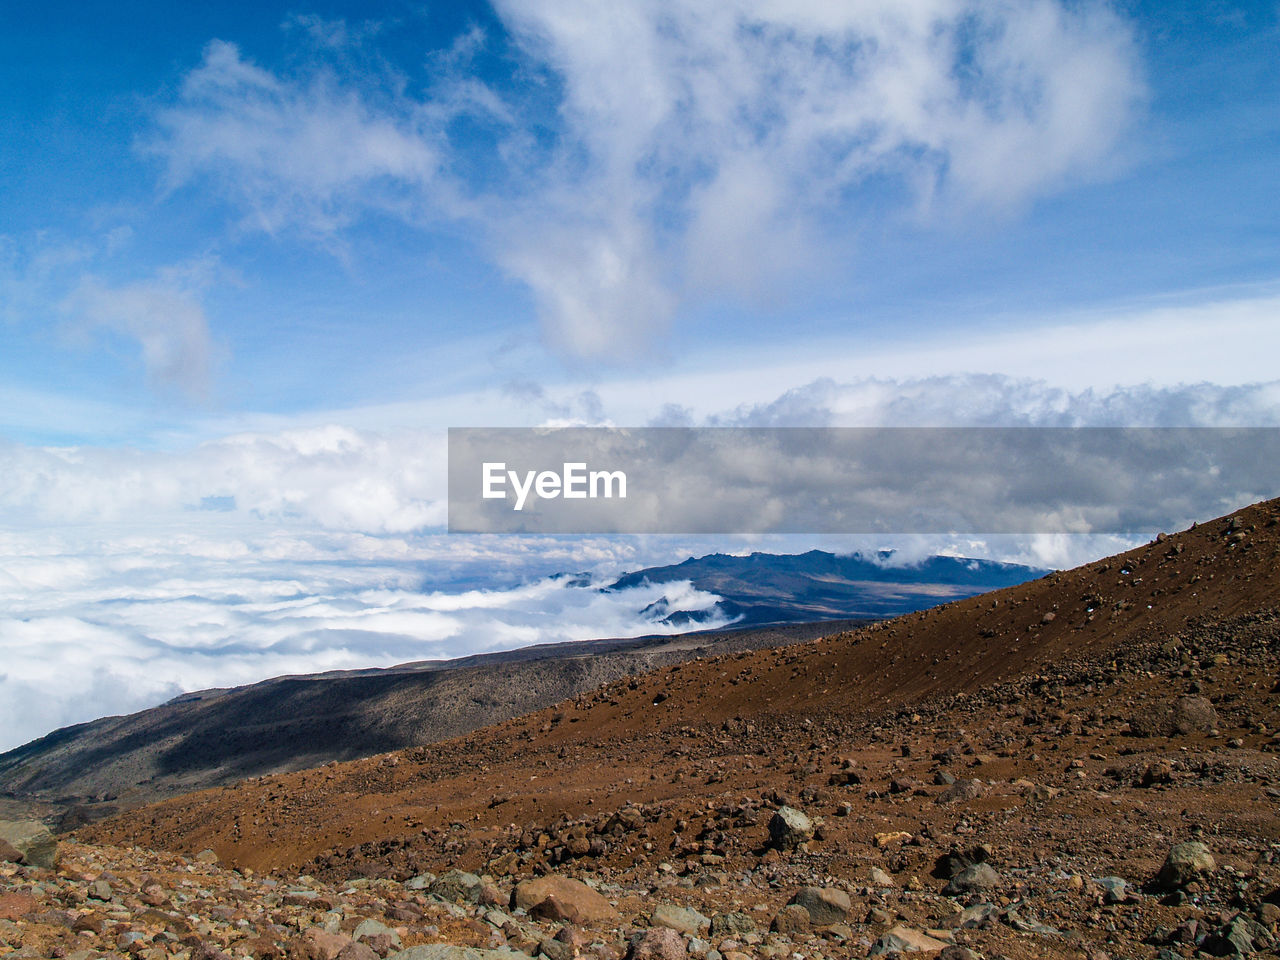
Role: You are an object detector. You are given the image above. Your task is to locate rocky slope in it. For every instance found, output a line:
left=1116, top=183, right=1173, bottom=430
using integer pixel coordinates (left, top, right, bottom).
left=2, top=499, right=1278, bottom=960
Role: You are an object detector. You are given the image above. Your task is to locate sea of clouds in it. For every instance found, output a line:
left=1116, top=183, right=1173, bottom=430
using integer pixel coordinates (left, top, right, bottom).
left=4, top=375, right=1278, bottom=752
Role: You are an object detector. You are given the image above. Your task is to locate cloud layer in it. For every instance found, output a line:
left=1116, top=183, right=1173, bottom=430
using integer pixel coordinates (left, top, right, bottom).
left=149, top=0, right=1144, bottom=357
left=0, top=524, right=730, bottom=751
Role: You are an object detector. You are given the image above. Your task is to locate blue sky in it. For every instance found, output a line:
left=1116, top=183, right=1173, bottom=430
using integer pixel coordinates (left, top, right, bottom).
left=1, top=0, right=1278, bottom=748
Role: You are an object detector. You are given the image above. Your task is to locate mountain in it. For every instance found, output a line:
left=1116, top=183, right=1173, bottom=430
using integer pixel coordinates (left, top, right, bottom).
left=0, top=551, right=1043, bottom=824
left=609, top=549, right=1044, bottom=625
left=12, top=499, right=1280, bottom=960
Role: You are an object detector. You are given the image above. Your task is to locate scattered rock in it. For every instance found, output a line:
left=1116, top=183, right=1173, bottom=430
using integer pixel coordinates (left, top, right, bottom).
left=789, top=886, right=850, bottom=925
left=389, top=947, right=529, bottom=960
left=1156, top=841, right=1215, bottom=890
left=513, top=875, right=619, bottom=923
left=767, top=806, right=813, bottom=850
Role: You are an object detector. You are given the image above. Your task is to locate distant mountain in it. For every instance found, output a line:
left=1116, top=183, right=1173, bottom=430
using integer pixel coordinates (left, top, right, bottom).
left=609, top=549, right=1045, bottom=626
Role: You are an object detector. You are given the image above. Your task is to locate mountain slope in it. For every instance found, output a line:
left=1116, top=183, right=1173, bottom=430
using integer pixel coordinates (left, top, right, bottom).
left=82, top=498, right=1280, bottom=881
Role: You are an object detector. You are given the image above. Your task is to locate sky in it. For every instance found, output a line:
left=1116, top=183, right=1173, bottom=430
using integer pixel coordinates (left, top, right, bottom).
left=1, top=0, right=1278, bottom=750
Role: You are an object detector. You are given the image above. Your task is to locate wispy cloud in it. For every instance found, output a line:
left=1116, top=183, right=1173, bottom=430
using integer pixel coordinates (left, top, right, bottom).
left=63, top=274, right=217, bottom=399
left=150, top=39, right=443, bottom=237
left=146, top=0, right=1144, bottom=359
left=2, top=232, right=222, bottom=404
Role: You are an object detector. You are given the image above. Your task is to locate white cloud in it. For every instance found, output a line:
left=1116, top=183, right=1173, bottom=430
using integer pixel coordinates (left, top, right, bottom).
left=0, top=425, right=446, bottom=532
left=147, top=0, right=1144, bottom=358
left=0, top=524, right=730, bottom=751
left=151, top=40, right=442, bottom=236
left=64, top=274, right=217, bottom=398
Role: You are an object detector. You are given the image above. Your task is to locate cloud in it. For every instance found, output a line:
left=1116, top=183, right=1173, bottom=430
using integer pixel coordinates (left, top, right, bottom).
left=147, top=1, right=1144, bottom=358
left=1, top=231, right=223, bottom=404
left=720, top=374, right=1280, bottom=427
left=3, top=376, right=1277, bottom=531
left=151, top=40, right=443, bottom=237
left=0, top=425, right=446, bottom=532
left=64, top=273, right=217, bottom=398
left=0, top=524, right=729, bottom=751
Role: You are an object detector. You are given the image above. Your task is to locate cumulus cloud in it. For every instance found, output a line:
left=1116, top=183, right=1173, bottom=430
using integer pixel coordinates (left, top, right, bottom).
left=147, top=0, right=1144, bottom=358
left=0, top=425, right=446, bottom=532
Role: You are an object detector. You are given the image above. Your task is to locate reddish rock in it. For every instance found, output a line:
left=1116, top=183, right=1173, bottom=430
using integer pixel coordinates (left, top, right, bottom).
left=514, top=875, right=619, bottom=923
left=627, top=927, right=685, bottom=960
left=304, top=928, right=355, bottom=960
left=0, top=892, right=38, bottom=921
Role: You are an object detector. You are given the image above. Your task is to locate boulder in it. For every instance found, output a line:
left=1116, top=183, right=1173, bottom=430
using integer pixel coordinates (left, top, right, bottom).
left=944, top=863, right=1000, bottom=895
left=1131, top=696, right=1219, bottom=737
left=650, top=903, right=710, bottom=935
left=0, top=820, right=59, bottom=869
left=709, top=912, right=756, bottom=937
left=353, top=919, right=401, bottom=950
left=626, top=927, right=685, bottom=960
left=767, top=806, right=814, bottom=850
left=430, top=870, right=484, bottom=904
left=870, top=926, right=950, bottom=954
left=789, top=886, right=850, bottom=925
left=305, top=929, right=356, bottom=960
left=513, top=875, right=619, bottom=923
left=1156, top=841, right=1215, bottom=889
left=770, top=904, right=810, bottom=936
left=935, top=780, right=986, bottom=805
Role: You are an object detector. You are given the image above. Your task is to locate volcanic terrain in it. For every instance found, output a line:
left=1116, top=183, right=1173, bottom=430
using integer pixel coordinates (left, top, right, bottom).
left=3, top=499, right=1279, bottom=960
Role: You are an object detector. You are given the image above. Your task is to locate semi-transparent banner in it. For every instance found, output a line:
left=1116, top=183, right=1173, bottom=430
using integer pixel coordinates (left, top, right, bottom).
left=447, top=427, right=1279, bottom=534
